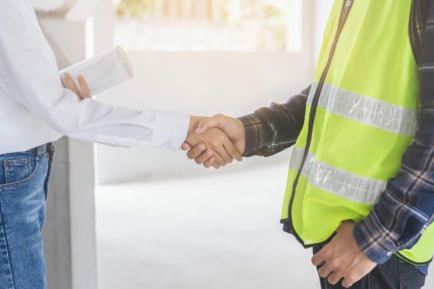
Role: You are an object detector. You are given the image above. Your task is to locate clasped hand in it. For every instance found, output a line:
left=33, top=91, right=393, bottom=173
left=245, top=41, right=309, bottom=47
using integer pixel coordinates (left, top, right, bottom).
left=183, top=114, right=246, bottom=169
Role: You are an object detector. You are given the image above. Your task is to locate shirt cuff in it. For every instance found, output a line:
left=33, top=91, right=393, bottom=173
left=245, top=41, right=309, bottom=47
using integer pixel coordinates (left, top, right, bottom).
left=238, top=114, right=263, bottom=157
left=353, top=217, right=398, bottom=264
left=153, top=110, right=190, bottom=150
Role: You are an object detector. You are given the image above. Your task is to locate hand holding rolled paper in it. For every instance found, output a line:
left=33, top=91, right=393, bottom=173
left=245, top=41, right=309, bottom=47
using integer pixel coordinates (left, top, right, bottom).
left=59, top=46, right=133, bottom=96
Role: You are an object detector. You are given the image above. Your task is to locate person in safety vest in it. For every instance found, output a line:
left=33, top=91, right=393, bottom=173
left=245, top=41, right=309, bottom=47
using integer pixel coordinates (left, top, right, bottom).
left=183, top=1, right=434, bottom=288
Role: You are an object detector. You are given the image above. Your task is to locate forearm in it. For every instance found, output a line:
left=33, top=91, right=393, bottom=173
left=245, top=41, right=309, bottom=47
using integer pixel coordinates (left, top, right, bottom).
left=354, top=149, right=434, bottom=264
left=239, top=86, right=309, bottom=157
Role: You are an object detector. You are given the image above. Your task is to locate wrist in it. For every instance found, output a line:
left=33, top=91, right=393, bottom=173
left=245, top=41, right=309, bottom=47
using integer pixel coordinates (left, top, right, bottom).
left=234, top=118, right=246, bottom=154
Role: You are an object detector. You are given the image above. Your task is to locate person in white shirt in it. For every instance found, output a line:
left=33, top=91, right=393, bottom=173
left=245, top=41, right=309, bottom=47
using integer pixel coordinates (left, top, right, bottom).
left=0, top=1, right=241, bottom=288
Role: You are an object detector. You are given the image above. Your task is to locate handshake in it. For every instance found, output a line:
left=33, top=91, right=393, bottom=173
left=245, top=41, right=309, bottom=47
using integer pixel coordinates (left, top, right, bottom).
left=183, top=115, right=246, bottom=169
left=63, top=72, right=245, bottom=167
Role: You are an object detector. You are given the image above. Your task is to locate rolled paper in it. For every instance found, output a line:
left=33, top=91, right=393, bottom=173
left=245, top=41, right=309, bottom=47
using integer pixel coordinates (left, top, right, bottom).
left=59, top=46, right=133, bottom=96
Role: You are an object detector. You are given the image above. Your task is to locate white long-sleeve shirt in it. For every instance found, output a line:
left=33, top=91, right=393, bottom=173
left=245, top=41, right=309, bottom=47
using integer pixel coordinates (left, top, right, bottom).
left=0, top=0, right=189, bottom=154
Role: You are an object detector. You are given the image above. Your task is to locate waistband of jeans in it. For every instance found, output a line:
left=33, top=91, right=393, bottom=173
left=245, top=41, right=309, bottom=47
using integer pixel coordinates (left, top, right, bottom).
left=26, top=143, right=54, bottom=156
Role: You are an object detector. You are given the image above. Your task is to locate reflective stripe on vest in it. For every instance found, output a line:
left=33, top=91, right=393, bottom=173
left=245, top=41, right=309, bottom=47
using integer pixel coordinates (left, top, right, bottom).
left=289, top=147, right=385, bottom=205
left=307, top=83, right=418, bottom=136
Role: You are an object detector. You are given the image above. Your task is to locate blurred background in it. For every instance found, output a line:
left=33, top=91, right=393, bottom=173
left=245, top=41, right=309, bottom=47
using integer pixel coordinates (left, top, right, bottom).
left=35, top=1, right=434, bottom=289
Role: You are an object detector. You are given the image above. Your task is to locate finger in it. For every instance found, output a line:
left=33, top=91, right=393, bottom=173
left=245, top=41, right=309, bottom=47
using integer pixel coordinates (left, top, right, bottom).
left=64, top=73, right=79, bottom=93
left=64, top=73, right=81, bottom=100
left=194, top=149, right=214, bottom=165
left=186, top=143, right=207, bottom=160
left=327, top=270, right=344, bottom=285
left=317, top=263, right=333, bottom=279
left=203, top=157, right=217, bottom=168
left=341, top=277, right=355, bottom=288
left=215, top=147, right=233, bottom=164
left=312, top=250, right=331, bottom=279
left=213, top=153, right=227, bottom=167
left=223, top=138, right=242, bottom=162
left=182, top=142, right=191, bottom=150
left=341, top=271, right=363, bottom=288
left=311, top=252, right=326, bottom=267
left=77, top=75, right=91, bottom=99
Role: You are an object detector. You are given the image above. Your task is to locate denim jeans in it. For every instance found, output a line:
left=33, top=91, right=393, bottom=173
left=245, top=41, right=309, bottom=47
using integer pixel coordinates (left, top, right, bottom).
left=313, top=245, right=426, bottom=289
left=0, top=144, right=55, bottom=289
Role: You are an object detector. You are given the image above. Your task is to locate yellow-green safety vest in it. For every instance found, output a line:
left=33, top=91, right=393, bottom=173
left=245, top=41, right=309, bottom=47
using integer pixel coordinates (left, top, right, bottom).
left=281, top=0, right=434, bottom=265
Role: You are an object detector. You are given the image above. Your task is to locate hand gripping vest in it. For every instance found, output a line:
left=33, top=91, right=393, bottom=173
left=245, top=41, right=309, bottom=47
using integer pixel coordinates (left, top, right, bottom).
left=281, top=0, right=434, bottom=265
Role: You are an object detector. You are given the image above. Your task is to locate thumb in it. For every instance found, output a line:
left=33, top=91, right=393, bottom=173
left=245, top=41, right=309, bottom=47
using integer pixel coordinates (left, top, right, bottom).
left=195, top=116, right=223, bottom=134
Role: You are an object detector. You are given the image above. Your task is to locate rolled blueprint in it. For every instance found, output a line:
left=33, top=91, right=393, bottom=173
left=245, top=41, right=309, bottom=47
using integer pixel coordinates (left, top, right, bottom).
left=59, top=46, right=133, bottom=96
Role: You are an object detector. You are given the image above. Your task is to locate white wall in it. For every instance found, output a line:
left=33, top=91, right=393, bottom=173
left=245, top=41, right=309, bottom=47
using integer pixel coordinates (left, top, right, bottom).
left=313, top=0, right=334, bottom=61
left=93, top=0, right=334, bottom=184
left=95, top=51, right=313, bottom=184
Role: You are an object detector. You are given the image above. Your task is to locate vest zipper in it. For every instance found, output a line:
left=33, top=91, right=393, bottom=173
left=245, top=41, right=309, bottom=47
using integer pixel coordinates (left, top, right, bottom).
left=284, top=0, right=355, bottom=247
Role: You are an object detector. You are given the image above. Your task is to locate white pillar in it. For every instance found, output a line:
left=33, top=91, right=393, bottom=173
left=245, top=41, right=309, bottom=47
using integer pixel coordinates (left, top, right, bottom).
left=168, top=0, right=178, bottom=20
left=313, top=0, right=334, bottom=63
left=194, top=0, right=208, bottom=20
left=182, top=0, right=193, bottom=19
left=211, top=0, right=222, bottom=23
left=69, top=139, right=97, bottom=289
left=286, top=0, right=303, bottom=52
left=300, top=0, right=316, bottom=77
left=155, top=0, right=164, bottom=19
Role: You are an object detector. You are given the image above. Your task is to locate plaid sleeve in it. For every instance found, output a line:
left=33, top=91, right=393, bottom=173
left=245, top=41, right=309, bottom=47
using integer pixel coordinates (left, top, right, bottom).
left=238, top=86, right=309, bottom=157
left=354, top=0, right=434, bottom=264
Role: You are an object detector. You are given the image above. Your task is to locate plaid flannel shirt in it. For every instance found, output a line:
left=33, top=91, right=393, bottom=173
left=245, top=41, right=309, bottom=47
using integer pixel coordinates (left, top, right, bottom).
left=239, top=0, right=434, bottom=270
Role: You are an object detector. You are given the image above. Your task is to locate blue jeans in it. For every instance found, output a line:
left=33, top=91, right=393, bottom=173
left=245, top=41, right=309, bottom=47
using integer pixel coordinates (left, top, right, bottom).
left=0, top=144, right=54, bottom=289
left=313, top=245, right=426, bottom=289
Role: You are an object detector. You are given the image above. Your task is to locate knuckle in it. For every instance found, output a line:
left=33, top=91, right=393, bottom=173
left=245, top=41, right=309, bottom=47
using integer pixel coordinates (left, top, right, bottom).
left=327, top=276, right=339, bottom=285
left=210, top=162, right=218, bottom=168
left=193, top=146, right=202, bottom=154
left=345, top=273, right=357, bottom=283
left=318, top=268, right=329, bottom=278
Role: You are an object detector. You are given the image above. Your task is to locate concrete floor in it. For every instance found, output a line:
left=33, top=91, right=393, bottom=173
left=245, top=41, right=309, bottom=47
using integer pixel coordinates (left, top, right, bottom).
left=96, top=162, right=434, bottom=289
